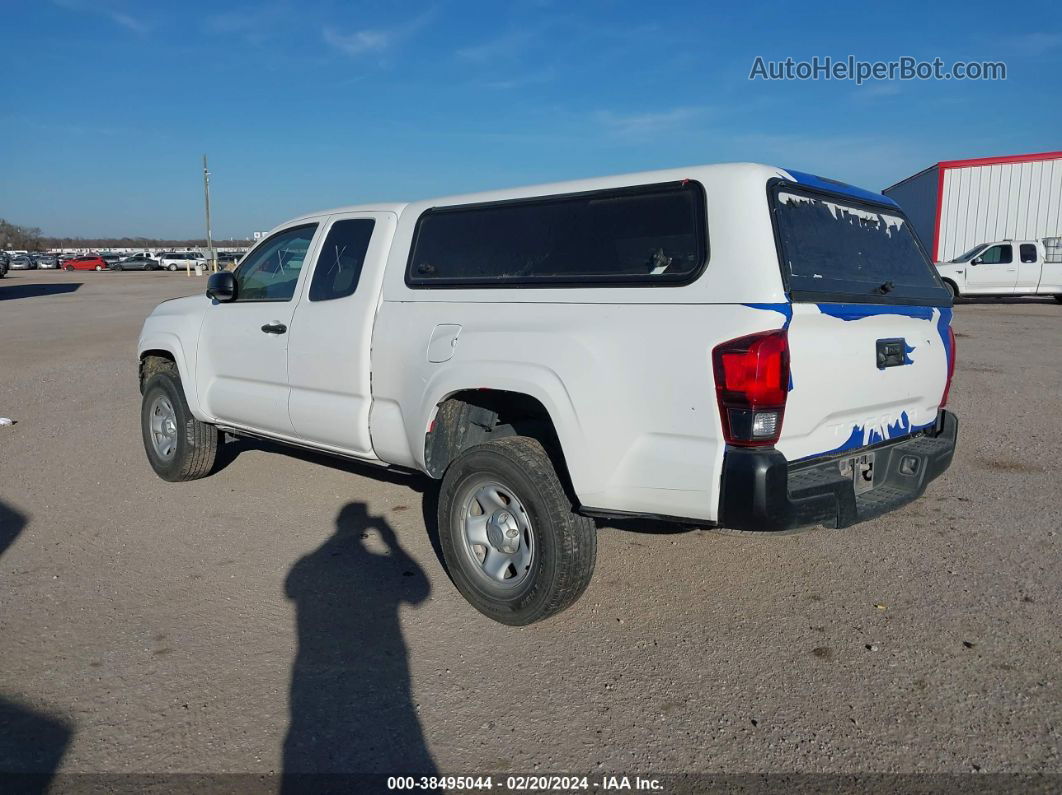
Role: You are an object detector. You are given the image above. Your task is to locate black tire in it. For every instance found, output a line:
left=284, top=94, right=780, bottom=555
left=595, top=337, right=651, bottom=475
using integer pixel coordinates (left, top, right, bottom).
left=65, top=265, right=74, bottom=271
left=943, top=280, right=958, bottom=300
left=1054, top=295, right=1062, bottom=304
left=141, top=363, right=219, bottom=482
left=113, top=263, right=123, bottom=271
left=168, top=263, right=177, bottom=271
left=438, top=436, right=596, bottom=625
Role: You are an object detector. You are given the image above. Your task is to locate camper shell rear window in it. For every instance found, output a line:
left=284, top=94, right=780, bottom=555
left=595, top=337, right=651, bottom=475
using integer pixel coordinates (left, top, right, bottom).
left=770, top=182, right=951, bottom=306
left=406, top=181, right=708, bottom=287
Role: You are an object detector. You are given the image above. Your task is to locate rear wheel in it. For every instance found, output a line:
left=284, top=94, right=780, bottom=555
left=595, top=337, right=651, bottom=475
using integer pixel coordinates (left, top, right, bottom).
left=95, top=264, right=103, bottom=271
left=438, top=436, right=596, bottom=625
left=141, top=363, right=219, bottom=481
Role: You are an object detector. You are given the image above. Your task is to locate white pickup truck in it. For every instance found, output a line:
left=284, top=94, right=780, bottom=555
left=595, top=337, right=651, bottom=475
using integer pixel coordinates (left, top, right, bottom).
left=935, top=238, right=1062, bottom=300
left=138, top=163, right=958, bottom=624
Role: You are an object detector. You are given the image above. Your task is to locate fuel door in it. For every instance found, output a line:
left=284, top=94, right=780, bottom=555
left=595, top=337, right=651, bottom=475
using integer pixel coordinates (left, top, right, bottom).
left=427, top=324, right=462, bottom=363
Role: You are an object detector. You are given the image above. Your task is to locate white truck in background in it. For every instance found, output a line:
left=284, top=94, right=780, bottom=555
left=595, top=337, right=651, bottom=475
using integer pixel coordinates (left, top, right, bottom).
left=935, top=238, right=1062, bottom=301
left=137, top=163, right=959, bottom=625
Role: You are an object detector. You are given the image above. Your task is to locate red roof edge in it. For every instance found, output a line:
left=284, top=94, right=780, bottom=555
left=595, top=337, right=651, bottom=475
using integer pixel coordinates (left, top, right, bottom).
left=938, top=150, right=1062, bottom=170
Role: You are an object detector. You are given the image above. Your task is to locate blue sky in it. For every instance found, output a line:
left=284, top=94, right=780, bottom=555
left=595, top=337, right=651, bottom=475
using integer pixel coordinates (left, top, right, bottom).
left=2, top=0, right=1060, bottom=239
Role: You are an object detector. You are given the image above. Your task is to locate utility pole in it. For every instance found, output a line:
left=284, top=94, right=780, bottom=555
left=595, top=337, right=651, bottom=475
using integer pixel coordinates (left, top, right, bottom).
left=202, top=154, right=216, bottom=273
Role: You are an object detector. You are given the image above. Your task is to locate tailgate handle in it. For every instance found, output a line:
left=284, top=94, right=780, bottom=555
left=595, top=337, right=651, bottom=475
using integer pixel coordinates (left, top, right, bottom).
left=876, top=338, right=908, bottom=369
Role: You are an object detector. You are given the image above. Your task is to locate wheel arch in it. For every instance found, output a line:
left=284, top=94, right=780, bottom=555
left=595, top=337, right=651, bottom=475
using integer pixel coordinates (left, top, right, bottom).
left=941, top=277, right=960, bottom=298
left=421, top=384, right=587, bottom=505
left=137, top=335, right=206, bottom=419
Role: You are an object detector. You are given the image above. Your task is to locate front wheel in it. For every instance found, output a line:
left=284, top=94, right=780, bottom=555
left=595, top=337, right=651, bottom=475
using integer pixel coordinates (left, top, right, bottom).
left=944, top=281, right=957, bottom=300
left=438, top=436, right=596, bottom=625
left=65, top=265, right=74, bottom=271
left=141, top=364, right=219, bottom=481
left=168, top=263, right=178, bottom=271
left=113, top=264, right=123, bottom=271
left=95, top=264, right=103, bottom=271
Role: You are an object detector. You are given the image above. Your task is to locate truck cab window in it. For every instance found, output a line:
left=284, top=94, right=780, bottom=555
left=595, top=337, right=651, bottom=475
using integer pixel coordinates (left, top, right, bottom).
left=978, top=244, right=1012, bottom=264
left=1019, top=244, right=1037, bottom=263
left=308, top=219, right=375, bottom=301
left=234, top=224, right=317, bottom=301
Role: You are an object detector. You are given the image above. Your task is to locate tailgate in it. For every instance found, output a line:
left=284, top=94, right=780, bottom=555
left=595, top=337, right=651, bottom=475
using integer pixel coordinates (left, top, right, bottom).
left=769, top=176, right=954, bottom=462
left=777, top=303, right=952, bottom=462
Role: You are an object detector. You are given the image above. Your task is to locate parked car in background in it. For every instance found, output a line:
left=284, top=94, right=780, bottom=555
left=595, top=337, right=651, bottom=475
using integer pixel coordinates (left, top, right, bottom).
left=112, top=254, right=159, bottom=271
left=935, top=239, right=1062, bottom=302
left=9, top=255, right=36, bottom=270
left=216, top=251, right=242, bottom=267
left=158, top=252, right=205, bottom=271
left=99, top=253, right=122, bottom=268
left=64, top=255, right=108, bottom=271
left=34, top=253, right=60, bottom=269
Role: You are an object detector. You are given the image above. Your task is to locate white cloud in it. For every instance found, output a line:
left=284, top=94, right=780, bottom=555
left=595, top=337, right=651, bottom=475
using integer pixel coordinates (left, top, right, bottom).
left=108, top=10, right=148, bottom=33
left=595, top=107, right=706, bottom=141
left=322, top=10, right=435, bottom=58
left=51, top=0, right=150, bottom=33
left=322, top=26, right=392, bottom=56
left=457, top=30, right=536, bottom=63
left=1001, top=32, right=1062, bottom=56
left=852, top=82, right=902, bottom=101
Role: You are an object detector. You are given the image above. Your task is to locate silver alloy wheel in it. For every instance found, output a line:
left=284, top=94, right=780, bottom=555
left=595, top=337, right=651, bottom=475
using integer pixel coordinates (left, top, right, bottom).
left=148, top=394, right=178, bottom=460
left=457, top=478, right=535, bottom=592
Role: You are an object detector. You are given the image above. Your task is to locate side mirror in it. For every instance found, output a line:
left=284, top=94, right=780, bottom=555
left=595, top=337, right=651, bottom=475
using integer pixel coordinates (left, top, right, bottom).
left=970, top=257, right=982, bottom=266
left=206, top=271, right=236, bottom=302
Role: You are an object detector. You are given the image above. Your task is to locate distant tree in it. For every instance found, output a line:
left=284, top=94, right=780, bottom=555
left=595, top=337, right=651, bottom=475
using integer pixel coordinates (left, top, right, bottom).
left=0, top=218, right=44, bottom=251
left=1, top=218, right=249, bottom=251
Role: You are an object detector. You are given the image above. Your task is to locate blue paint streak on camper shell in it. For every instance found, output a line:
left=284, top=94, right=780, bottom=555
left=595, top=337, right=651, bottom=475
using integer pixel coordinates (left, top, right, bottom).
left=743, top=303, right=793, bottom=329
left=783, top=169, right=901, bottom=207
left=817, top=303, right=936, bottom=322
left=903, top=342, right=916, bottom=365
left=742, top=303, right=794, bottom=390
left=936, top=306, right=954, bottom=364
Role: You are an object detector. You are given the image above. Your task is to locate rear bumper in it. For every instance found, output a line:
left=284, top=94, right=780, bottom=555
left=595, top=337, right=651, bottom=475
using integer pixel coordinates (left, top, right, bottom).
left=719, top=410, right=958, bottom=532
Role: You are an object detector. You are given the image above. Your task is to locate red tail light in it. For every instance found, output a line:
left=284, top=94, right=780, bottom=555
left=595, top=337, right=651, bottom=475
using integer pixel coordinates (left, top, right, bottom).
left=712, top=330, right=790, bottom=447
left=940, top=325, right=957, bottom=407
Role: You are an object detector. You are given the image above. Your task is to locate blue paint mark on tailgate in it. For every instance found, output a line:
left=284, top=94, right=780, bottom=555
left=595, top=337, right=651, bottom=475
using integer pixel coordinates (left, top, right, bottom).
left=816, top=303, right=936, bottom=322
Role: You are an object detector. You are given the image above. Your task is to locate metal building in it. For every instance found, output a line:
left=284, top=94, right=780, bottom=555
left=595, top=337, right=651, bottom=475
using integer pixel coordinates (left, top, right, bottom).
left=882, top=150, right=1062, bottom=262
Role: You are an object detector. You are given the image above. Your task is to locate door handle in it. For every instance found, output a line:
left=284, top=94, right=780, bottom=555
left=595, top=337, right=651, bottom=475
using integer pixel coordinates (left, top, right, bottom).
left=261, top=322, right=287, bottom=334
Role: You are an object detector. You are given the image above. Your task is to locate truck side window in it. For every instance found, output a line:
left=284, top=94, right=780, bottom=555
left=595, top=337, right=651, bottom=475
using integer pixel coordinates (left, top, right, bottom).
left=234, top=224, right=317, bottom=302
left=979, top=244, right=1012, bottom=264
left=406, top=181, right=707, bottom=287
left=1019, top=244, right=1037, bottom=263
left=308, top=219, right=375, bottom=301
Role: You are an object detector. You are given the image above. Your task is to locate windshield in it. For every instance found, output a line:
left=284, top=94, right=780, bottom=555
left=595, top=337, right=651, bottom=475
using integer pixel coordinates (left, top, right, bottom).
left=949, top=244, right=988, bottom=263
left=773, top=186, right=950, bottom=305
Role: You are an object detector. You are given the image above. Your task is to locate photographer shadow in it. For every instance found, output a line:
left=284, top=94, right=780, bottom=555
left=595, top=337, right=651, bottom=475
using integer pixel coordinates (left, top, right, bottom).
left=0, top=501, right=74, bottom=789
left=282, top=503, right=436, bottom=788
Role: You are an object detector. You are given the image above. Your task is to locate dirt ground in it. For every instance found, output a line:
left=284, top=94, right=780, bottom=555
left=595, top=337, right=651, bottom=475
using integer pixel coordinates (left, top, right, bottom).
left=1, top=271, right=1059, bottom=786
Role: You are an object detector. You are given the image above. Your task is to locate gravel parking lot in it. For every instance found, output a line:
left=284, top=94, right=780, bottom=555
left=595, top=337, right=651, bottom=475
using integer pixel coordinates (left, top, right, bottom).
left=1, top=271, right=1059, bottom=785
